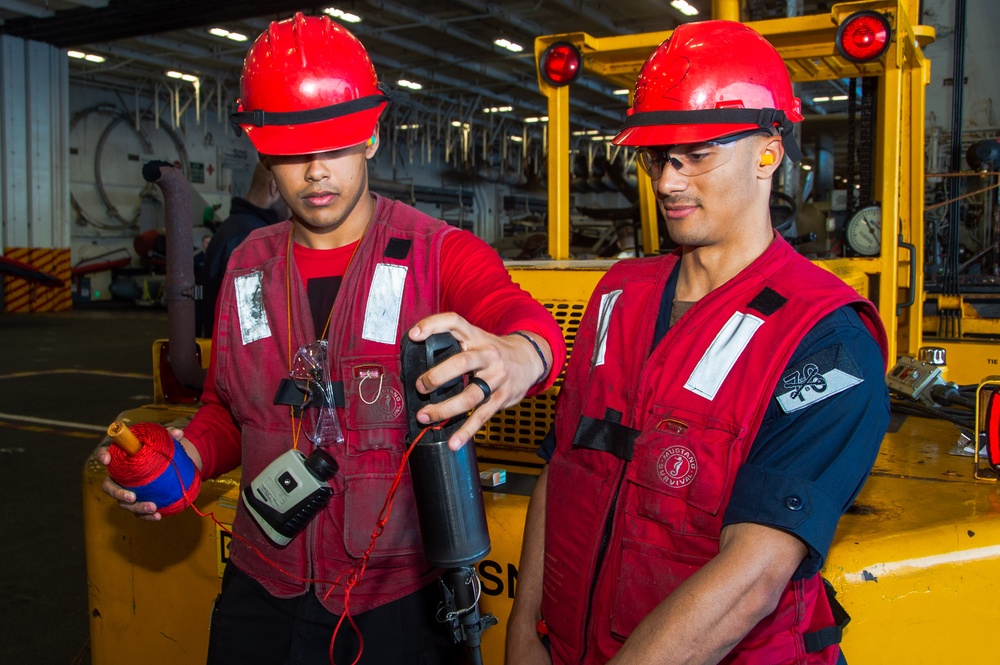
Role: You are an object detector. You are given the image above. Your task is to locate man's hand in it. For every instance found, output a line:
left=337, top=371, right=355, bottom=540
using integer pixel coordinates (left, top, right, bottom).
left=97, top=427, right=202, bottom=521
left=407, top=313, right=551, bottom=450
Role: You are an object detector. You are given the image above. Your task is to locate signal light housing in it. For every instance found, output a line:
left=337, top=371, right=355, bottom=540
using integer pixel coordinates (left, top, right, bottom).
left=836, top=11, right=893, bottom=63
left=540, top=41, right=583, bottom=87
left=987, top=391, right=1000, bottom=469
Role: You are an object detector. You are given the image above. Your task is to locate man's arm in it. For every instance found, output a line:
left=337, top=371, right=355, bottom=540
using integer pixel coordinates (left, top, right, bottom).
left=608, top=522, right=806, bottom=665
left=409, top=229, right=566, bottom=449
left=505, top=467, right=552, bottom=665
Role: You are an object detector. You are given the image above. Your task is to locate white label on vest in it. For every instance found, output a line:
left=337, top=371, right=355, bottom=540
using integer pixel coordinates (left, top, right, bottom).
left=235, top=271, right=271, bottom=345
left=363, top=263, right=408, bottom=344
left=593, top=289, right=623, bottom=367
left=684, top=311, right=764, bottom=400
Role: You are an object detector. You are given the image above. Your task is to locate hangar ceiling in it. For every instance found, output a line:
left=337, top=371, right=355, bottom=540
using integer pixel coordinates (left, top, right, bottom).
left=0, top=0, right=848, bottom=138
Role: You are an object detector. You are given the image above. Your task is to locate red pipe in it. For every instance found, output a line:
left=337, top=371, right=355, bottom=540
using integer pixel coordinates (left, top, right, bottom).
left=141, top=160, right=206, bottom=392
left=71, top=257, right=130, bottom=276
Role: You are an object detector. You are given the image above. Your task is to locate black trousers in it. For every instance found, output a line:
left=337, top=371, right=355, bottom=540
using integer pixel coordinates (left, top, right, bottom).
left=207, top=564, right=463, bottom=665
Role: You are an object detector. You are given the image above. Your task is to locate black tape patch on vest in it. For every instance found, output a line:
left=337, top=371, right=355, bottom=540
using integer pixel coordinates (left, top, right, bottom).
left=273, top=378, right=345, bottom=415
left=572, top=414, right=640, bottom=461
left=747, top=287, right=788, bottom=316
left=384, top=237, right=412, bottom=259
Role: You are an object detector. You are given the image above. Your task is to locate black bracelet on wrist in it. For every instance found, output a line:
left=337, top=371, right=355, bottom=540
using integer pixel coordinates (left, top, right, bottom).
left=508, top=330, right=549, bottom=386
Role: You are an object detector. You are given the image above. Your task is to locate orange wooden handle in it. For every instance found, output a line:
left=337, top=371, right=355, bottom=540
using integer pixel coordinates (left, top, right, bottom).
left=107, top=420, right=142, bottom=456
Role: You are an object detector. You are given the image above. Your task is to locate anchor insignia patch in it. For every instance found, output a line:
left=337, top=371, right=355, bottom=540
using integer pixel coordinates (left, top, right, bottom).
left=776, top=344, right=863, bottom=413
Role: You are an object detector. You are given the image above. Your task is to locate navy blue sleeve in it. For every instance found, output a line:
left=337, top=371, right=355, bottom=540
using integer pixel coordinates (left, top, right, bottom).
left=537, top=425, right=556, bottom=462
left=722, top=305, right=889, bottom=580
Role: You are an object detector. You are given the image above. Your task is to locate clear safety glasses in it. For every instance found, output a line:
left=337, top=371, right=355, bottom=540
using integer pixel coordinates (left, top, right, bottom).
left=290, top=340, right=344, bottom=446
left=636, top=128, right=775, bottom=180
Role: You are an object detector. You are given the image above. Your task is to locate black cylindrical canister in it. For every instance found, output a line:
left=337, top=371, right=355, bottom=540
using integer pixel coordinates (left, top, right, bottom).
left=408, top=435, right=491, bottom=568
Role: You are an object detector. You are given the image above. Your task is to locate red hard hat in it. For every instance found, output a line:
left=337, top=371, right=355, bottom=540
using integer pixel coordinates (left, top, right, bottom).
left=231, top=12, right=388, bottom=156
left=613, top=20, right=803, bottom=160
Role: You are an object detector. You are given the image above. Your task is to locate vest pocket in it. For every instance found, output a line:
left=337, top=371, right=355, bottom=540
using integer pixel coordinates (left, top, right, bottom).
left=624, top=406, right=744, bottom=534
left=340, top=471, right=423, bottom=559
left=340, top=354, right=408, bottom=436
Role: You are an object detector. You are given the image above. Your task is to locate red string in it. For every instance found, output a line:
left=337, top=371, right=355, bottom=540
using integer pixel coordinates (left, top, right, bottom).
left=108, top=422, right=201, bottom=516
left=326, top=422, right=445, bottom=665
left=107, top=422, right=173, bottom=485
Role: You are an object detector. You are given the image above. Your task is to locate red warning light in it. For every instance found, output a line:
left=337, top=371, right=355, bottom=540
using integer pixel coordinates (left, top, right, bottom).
left=987, top=391, right=1000, bottom=469
left=836, top=11, right=892, bottom=63
left=540, top=41, right=582, bottom=87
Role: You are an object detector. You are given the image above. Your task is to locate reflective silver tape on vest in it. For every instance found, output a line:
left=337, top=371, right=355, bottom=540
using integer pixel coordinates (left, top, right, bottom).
left=684, top=311, right=764, bottom=401
left=593, top=289, right=623, bottom=367
left=362, top=263, right=408, bottom=345
left=234, top=271, right=272, bottom=345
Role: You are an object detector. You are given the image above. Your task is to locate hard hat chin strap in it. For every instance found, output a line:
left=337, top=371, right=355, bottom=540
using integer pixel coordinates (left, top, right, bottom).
left=622, top=107, right=802, bottom=162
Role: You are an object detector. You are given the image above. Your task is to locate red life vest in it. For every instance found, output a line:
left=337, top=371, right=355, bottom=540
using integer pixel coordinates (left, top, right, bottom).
left=213, top=194, right=456, bottom=614
left=542, top=237, right=887, bottom=664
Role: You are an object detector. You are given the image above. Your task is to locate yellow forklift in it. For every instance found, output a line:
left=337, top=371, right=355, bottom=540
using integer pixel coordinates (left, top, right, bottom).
left=83, top=1, right=1000, bottom=663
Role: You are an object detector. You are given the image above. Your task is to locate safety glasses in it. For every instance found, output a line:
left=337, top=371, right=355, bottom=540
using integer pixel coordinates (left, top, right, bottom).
left=290, top=340, right=344, bottom=446
left=636, top=128, right=775, bottom=180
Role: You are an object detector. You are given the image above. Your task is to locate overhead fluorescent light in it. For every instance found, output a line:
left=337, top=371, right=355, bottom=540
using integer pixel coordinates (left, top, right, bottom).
left=209, top=27, right=249, bottom=42
left=670, top=0, right=699, bottom=16
left=67, top=50, right=105, bottom=63
left=483, top=106, right=513, bottom=113
left=802, top=164, right=813, bottom=171
left=166, top=70, right=199, bottom=82
left=324, top=7, right=362, bottom=23
left=398, top=78, right=423, bottom=90
left=451, top=121, right=470, bottom=129
left=613, top=89, right=630, bottom=95
left=812, top=96, right=831, bottom=103
left=510, top=135, right=523, bottom=142
left=494, top=38, right=524, bottom=53
left=831, top=94, right=849, bottom=101
left=524, top=116, right=549, bottom=123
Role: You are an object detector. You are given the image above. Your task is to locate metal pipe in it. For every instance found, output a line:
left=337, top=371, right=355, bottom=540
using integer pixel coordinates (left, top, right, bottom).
left=946, top=0, right=967, bottom=295
left=141, top=160, right=206, bottom=392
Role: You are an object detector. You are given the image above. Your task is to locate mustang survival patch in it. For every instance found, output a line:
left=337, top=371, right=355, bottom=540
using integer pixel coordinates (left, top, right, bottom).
left=776, top=343, right=863, bottom=413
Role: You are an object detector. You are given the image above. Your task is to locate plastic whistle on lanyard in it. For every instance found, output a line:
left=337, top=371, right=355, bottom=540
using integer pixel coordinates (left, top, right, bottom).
left=400, top=332, right=497, bottom=665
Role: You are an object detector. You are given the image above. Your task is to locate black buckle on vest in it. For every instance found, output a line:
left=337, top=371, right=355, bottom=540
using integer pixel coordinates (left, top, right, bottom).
left=804, top=578, right=851, bottom=653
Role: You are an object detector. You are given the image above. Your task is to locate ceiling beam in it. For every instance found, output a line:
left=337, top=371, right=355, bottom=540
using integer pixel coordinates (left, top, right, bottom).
left=0, top=0, right=54, bottom=19
left=0, top=0, right=306, bottom=47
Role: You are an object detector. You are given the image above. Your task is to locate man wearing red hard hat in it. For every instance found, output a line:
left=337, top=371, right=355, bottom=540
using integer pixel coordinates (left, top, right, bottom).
left=508, top=20, right=889, bottom=665
left=100, top=12, right=565, bottom=664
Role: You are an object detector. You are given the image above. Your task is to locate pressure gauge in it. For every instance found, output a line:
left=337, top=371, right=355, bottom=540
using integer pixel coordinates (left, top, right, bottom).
left=845, top=204, right=882, bottom=256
